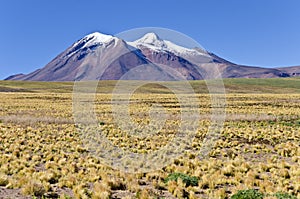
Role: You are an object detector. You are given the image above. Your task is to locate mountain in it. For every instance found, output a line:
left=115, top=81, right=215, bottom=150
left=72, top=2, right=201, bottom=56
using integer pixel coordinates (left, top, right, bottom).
left=276, top=66, right=300, bottom=77
left=5, top=32, right=300, bottom=81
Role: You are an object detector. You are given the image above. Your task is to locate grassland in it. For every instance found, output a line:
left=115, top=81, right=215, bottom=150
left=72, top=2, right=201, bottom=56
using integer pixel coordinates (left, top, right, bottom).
left=0, top=79, right=299, bottom=199
left=1, top=77, right=300, bottom=93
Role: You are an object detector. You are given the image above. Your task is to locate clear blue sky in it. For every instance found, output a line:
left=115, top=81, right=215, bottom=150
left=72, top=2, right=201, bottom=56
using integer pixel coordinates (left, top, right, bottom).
left=1, top=0, right=300, bottom=79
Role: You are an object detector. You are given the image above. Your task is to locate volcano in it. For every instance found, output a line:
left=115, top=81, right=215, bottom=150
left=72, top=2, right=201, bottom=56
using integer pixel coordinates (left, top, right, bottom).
left=5, top=32, right=299, bottom=81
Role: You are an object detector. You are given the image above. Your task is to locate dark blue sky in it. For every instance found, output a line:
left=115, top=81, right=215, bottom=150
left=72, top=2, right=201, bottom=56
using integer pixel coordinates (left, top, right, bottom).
left=1, top=0, right=300, bottom=79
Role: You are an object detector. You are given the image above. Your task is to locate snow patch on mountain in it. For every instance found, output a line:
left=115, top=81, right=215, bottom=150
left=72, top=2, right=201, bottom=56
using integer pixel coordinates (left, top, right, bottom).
left=73, top=32, right=114, bottom=47
left=132, top=33, right=166, bottom=48
left=66, top=32, right=118, bottom=58
left=128, top=32, right=209, bottom=57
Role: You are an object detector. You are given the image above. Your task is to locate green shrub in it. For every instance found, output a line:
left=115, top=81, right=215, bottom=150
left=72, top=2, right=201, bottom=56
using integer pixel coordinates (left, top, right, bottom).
left=231, top=189, right=263, bottom=199
left=273, top=192, right=297, bottom=199
left=164, top=172, right=198, bottom=187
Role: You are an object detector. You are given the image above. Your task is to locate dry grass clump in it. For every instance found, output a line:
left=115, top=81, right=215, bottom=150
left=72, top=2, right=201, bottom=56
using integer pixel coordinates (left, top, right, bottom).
left=21, top=180, right=46, bottom=197
left=91, top=181, right=112, bottom=199
left=0, top=174, right=9, bottom=186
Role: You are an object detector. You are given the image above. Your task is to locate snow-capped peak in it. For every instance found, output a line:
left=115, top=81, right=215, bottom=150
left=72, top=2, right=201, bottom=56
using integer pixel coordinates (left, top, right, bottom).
left=135, top=32, right=161, bottom=44
left=132, top=32, right=166, bottom=49
left=72, top=32, right=116, bottom=49
left=84, top=32, right=114, bottom=43
left=67, top=32, right=118, bottom=58
left=128, top=32, right=208, bottom=57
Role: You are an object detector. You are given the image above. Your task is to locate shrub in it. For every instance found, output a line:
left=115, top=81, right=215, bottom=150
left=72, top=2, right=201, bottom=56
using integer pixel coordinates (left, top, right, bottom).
left=21, top=180, right=46, bottom=197
left=231, top=189, right=263, bottom=199
left=273, top=192, right=297, bottom=199
left=164, top=172, right=198, bottom=187
left=91, top=182, right=111, bottom=199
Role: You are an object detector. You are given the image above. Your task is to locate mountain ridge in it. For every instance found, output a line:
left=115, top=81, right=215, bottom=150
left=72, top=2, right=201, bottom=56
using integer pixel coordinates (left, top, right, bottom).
left=5, top=32, right=300, bottom=81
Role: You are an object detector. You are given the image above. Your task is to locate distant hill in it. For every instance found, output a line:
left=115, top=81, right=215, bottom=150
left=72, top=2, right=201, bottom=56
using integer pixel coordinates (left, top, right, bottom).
left=276, top=66, right=300, bottom=77
left=5, top=32, right=300, bottom=81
